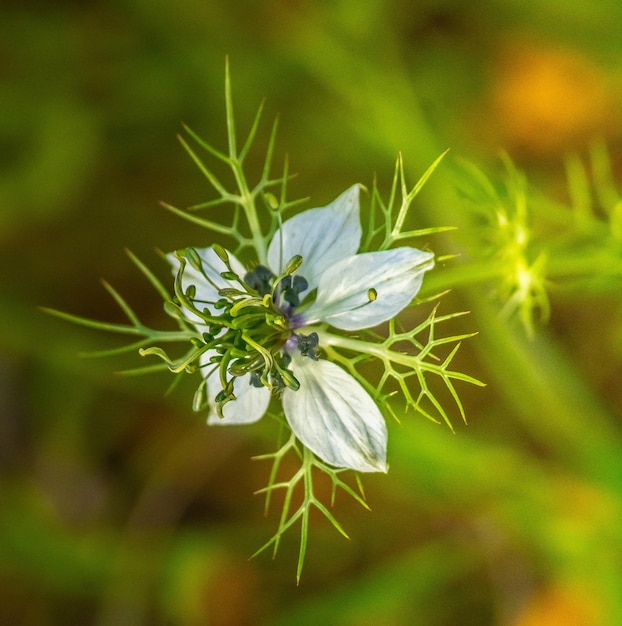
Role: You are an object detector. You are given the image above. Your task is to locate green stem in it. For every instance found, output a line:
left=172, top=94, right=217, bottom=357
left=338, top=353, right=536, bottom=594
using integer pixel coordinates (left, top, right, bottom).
left=297, top=446, right=315, bottom=583
left=317, top=329, right=431, bottom=372
left=231, top=162, right=267, bottom=264
left=244, top=194, right=268, bottom=265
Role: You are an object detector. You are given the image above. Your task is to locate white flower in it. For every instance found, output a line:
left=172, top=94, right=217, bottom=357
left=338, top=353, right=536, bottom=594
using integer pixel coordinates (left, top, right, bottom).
left=169, top=186, right=434, bottom=473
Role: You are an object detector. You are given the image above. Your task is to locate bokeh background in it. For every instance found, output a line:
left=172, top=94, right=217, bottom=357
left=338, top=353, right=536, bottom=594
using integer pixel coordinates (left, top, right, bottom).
left=2, top=1, right=621, bottom=624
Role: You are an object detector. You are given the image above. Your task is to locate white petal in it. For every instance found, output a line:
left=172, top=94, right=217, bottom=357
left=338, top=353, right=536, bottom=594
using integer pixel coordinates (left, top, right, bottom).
left=282, top=354, right=387, bottom=472
left=267, top=185, right=362, bottom=292
left=303, top=247, right=434, bottom=331
left=201, top=353, right=271, bottom=425
left=167, top=247, right=246, bottom=326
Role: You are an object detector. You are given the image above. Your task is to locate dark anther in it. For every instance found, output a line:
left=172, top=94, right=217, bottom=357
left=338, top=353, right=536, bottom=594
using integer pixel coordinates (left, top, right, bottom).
left=214, top=389, right=229, bottom=402
left=282, top=289, right=299, bottom=307
left=296, top=332, right=320, bottom=360
left=249, top=371, right=264, bottom=388
left=268, top=352, right=295, bottom=390
left=244, top=265, right=275, bottom=296
left=292, top=275, right=308, bottom=292
left=280, top=274, right=309, bottom=308
left=270, top=369, right=285, bottom=389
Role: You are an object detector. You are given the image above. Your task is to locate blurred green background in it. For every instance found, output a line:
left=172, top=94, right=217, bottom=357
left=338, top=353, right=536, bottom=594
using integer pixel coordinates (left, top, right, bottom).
left=2, top=1, right=621, bottom=624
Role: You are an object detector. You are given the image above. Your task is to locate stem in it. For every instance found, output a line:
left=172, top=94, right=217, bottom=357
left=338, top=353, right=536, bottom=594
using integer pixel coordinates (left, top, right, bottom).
left=297, top=446, right=314, bottom=583
left=230, top=161, right=267, bottom=264
left=224, top=57, right=268, bottom=264
left=244, top=191, right=268, bottom=264
left=391, top=154, right=410, bottom=238
left=391, top=150, right=448, bottom=241
left=317, top=329, right=431, bottom=372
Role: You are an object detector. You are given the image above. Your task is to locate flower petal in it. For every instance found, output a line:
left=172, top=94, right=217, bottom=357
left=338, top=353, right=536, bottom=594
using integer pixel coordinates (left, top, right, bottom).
left=167, top=246, right=246, bottom=326
left=201, top=353, right=271, bottom=425
left=283, top=353, right=387, bottom=472
left=303, top=247, right=434, bottom=331
left=267, top=185, right=362, bottom=292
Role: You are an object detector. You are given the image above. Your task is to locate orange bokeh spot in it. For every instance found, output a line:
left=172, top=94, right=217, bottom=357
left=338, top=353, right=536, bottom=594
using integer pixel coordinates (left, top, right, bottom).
left=491, top=42, right=615, bottom=156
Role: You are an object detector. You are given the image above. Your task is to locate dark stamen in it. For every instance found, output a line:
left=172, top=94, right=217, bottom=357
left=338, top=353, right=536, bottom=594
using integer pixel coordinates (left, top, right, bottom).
left=293, top=275, right=308, bottom=292
left=244, top=265, right=275, bottom=296
left=297, top=332, right=320, bottom=360
left=249, top=371, right=264, bottom=388
left=281, top=274, right=309, bottom=308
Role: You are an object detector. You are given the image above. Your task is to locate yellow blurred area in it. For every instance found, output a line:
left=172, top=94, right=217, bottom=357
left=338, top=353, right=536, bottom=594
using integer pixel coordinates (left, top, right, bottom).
left=490, top=41, right=617, bottom=156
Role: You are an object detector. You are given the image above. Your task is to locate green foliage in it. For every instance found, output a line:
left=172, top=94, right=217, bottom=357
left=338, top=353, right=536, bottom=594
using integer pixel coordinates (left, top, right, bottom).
left=450, top=147, right=622, bottom=336
left=161, top=61, right=306, bottom=264
left=322, top=310, right=483, bottom=428
left=252, top=431, right=370, bottom=584
left=362, top=151, right=455, bottom=252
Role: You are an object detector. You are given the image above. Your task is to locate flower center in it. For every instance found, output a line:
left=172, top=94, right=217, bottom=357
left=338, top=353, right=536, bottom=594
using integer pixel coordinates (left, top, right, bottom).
left=174, top=248, right=319, bottom=417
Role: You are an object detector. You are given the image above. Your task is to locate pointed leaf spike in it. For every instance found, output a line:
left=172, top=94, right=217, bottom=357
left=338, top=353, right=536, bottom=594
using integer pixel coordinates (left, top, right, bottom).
left=101, top=280, right=142, bottom=328
left=240, top=99, right=265, bottom=163
left=262, top=115, right=280, bottom=182
left=40, top=306, right=142, bottom=336
left=278, top=153, right=290, bottom=207
left=296, top=509, right=309, bottom=585
left=177, top=135, right=230, bottom=196
left=125, top=248, right=172, bottom=303
left=407, top=148, right=450, bottom=204
left=225, top=57, right=237, bottom=159
left=181, top=124, right=229, bottom=163
left=160, top=201, right=235, bottom=237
